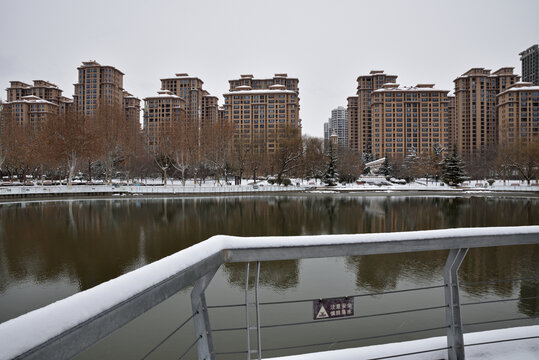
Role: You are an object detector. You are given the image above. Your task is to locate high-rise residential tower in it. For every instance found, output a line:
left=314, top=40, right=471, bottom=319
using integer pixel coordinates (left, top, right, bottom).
left=3, top=80, right=73, bottom=130
left=222, top=74, right=300, bottom=153
left=348, top=71, right=398, bottom=155
left=371, top=83, right=450, bottom=159
left=520, top=45, right=539, bottom=86
left=73, top=61, right=125, bottom=116
left=143, top=90, right=186, bottom=154
left=454, top=67, right=519, bottom=157
left=160, top=74, right=214, bottom=127
left=497, top=82, right=539, bottom=145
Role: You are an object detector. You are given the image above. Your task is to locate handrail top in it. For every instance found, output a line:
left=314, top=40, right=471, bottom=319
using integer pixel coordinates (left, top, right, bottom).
left=0, top=226, right=538, bottom=360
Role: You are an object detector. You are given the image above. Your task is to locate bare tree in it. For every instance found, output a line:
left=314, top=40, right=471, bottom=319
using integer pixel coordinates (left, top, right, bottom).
left=337, top=146, right=363, bottom=183
left=302, top=136, right=325, bottom=183
left=272, top=125, right=303, bottom=184
left=502, top=139, right=539, bottom=184
left=39, top=111, right=94, bottom=185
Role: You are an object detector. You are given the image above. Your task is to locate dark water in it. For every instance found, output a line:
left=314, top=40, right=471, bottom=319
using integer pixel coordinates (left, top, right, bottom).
left=0, top=194, right=537, bottom=359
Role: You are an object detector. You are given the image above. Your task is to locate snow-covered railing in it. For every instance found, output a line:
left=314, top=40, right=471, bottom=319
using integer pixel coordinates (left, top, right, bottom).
left=0, top=227, right=538, bottom=360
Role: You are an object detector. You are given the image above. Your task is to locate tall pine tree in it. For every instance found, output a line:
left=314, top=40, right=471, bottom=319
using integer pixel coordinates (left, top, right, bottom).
left=441, top=147, right=467, bottom=186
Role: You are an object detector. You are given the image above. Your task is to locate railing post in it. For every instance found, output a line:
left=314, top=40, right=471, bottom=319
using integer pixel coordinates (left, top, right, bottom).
left=444, top=248, right=468, bottom=360
left=191, top=267, right=219, bottom=360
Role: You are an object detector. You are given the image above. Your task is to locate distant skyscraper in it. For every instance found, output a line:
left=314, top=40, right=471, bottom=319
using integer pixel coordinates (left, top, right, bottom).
left=520, top=45, right=539, bottom=86
left=323, top=122, right=329, bottom=142
left=325, top=106, right=348, bottom=147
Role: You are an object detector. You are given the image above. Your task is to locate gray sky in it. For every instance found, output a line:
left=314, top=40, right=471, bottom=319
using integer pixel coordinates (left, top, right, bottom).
left=1, top=0, right=538, bottom=137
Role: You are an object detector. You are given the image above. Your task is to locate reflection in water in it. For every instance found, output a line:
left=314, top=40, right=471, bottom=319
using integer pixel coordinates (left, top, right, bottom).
left=0, top=195, right=538, bottom=323
left=223, top=261, right=299, bottom=291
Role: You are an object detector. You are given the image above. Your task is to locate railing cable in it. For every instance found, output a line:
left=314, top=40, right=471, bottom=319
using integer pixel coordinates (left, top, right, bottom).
left=464, top=316, right=538, bottom=327
left=260, top=305, right=447, bottom=330
left=461, top=276, right=537, bottom=286
left=140, top=311, right=198, bottom=360
left=365, top=346, right=450, bottom=360
left=261, top=326, right=449, bottom=353
left=464, top=335, right=539, bottom=348
left=257, top=284, right=446, bottom=307
left=462, top=295, right=539, bottom=306
left=177, top=335, right=203, bottom=360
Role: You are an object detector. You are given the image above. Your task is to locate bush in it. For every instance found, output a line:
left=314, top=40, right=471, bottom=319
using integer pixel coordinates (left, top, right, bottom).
left=267, top=178, right=275, bottom=185
left=282, top=178, right=292, bottom=187
left=487, top=179, right=495, bottom=186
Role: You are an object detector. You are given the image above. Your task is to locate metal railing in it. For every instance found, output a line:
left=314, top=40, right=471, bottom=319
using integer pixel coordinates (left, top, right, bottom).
left=0, top=226, right=537, bottom=360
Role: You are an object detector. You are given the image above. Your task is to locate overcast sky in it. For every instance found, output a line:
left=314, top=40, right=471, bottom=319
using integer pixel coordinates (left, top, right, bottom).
left=1, top=0, right=538, bottom=137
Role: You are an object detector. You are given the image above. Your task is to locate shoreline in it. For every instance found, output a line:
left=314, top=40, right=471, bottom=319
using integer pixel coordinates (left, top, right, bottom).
left=0, top=186, right=538, bottom=202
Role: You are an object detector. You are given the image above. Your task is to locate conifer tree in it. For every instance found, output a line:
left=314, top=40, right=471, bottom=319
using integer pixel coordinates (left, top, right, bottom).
left=378, top=157, right=392, bottom=177
left=441, top=147, right=467, bottom=186
left=323, top=141, right=338, bottom=186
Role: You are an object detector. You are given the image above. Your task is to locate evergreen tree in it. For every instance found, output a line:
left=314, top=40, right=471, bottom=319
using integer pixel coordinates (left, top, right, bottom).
left=378, top=157, right=392, bottom=177
left=441, top=147, right=467, bottom=186
left=323, top=141, right=339, bottom=186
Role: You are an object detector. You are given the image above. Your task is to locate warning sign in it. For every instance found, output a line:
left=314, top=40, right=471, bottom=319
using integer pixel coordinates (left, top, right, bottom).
left=313, top=297, right=354, bottom=320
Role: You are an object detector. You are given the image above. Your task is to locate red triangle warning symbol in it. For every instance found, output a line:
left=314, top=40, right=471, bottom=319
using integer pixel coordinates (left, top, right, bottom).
left=316, top=305, right=329, bottom=319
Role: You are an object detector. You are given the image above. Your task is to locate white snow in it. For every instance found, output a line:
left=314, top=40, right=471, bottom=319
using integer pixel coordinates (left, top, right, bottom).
left=269, top=326, right=539, bottom=360
left=0, top=226, right=538, bottom=359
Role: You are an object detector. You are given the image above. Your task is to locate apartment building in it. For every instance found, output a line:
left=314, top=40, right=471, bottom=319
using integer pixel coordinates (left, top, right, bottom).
left=520, top=45, right=539, bottom=86
left=497, top=82, right=539, bottom=145
left=371, top=83, right=450, bottom=159
left=348, top=71, right=398, bottom=155
left=222, top=74, right=301, bottom=153
left=2, top=95, right=58, bottom=131
left=454, top=67, right=519, bottom=156
left=160, top=74, right=213, bottom=127
left=3, top=80, right=73, bottom=130
left=447, top=93, right=456, bottom=148
left=201, top=91, right=219, bottom=127
left=143, top=90, right=186, bottom=153
left=5, top=80, right=72, bottom=114
left=123, top=91, right=141, bottom=127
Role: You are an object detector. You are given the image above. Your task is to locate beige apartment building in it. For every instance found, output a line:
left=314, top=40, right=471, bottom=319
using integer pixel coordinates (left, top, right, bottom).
left=497, top=82, right=539, bottom=145
left=5, top=80, right=73, bottom=114
left=222, top=74, right=301, bottom=153
left=143, top=90, right=186, bottom=154
left=371, top=83, right=450, bottom=159
left=73, top=61, right=125, bottom=116
left=3, top=80, right=73, bottom=130
left=454, top=67, right=519, bottom=157
left=447, top=94, right=456, bottom=148
left=201, top=91, right=219, bottom=127
left=2, top=95, right=59, bottom=131
left=348, top=70, right=398, bottom=155
left=122, top=91, right=141, bottom=127
left=160, top=74, right=213, bottom=127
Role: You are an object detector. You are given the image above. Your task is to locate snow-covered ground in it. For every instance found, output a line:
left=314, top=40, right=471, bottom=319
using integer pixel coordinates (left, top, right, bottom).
left=0, top=177, right=537, bottom=197
left=270, top=325, right=539, bottom=360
